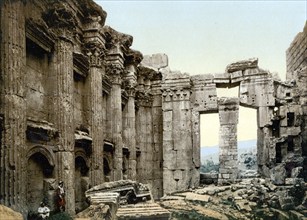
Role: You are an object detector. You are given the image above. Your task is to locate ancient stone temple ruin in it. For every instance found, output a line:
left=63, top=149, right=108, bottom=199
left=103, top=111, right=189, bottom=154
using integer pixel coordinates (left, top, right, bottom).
left=0, top=0, right=306, bottom=217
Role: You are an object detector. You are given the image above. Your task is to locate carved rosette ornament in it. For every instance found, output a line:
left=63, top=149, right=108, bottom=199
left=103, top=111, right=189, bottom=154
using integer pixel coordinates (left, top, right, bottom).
left=84, top=41, right=105, bottom=68
left=106, top=63, right=124, bottom=85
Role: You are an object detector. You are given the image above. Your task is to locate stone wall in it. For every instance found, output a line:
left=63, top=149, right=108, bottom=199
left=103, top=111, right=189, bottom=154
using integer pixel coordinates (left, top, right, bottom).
left=286, top=21, right=307, bottom=179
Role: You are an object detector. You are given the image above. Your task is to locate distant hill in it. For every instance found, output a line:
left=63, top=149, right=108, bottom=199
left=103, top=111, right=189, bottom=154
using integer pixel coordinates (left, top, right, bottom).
left=201, top=140, right=257, bottom=164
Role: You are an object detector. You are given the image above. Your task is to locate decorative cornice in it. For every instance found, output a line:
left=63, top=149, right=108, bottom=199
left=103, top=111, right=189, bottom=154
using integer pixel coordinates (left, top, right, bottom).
left=76, top=0, right=107, bottom=26
left=103, top=26, right=133, bottom=52
left=138, top=66, right=162, bottom=81
left=42, top=1, right=77, bottom=41
left=125, top=49, right=143, bottom=66
left=26, top=18, right=55, bottom=53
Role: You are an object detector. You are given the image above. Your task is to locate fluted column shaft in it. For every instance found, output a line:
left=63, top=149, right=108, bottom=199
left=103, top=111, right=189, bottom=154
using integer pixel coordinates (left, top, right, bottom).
left=53, top=39, right=75, bottom=214
left=110, top=72, right=123, bottom=180
left=88, top=64, right=104, bottom=185
left=124, top=90, right=137, bottom=180
left=0, top=0, right=27, bottom=214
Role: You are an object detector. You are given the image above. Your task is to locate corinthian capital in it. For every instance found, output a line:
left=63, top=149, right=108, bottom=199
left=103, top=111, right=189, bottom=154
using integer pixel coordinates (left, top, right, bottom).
left=83, top=41, right=105, bottom=67
left=106, top=63, right=124, bottom=85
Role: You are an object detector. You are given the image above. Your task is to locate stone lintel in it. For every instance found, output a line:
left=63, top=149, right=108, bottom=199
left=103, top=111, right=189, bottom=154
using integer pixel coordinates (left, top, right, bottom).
left=213, top=73, right=230, bottom=85
left=226, top=58, right=258, bottom=73
left=218, top=97, right=240, bottom=106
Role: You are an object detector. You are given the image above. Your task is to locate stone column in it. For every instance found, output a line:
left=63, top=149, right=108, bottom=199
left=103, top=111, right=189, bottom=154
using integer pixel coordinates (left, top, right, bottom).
left=151, top=78, right=164, bottom=199
left=52, top=38, right=75, bottom=214
left=218, top=97, right=239, bottom=184
left=0, top=0, right=27, bottom=213
left=83, top=25, right=106, bottom=186
left=136, top=92, right=153, bottom=185
left=106, top=62, right=124, bottom=180
left=44, top=3, right=77, bottom=214
left=123, top=66, right=137, bottom=180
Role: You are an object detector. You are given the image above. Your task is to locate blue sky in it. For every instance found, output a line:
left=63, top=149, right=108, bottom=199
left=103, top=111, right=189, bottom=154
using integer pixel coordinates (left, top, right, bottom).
left=95, top=0, right=306, bottom=146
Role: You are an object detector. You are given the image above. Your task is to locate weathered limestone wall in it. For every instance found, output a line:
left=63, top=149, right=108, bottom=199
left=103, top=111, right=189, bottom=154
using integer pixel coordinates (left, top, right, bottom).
left=218, top=98, right=239, bottom=184
left=286, top=22, right=307, bottom=158
left=162, top=72, right=196, bottom=195
left=26, top=44, right=49, bottom=121
left=286, top=22, right=307, bottom=74
left=138, top=54, right=165, bottom=199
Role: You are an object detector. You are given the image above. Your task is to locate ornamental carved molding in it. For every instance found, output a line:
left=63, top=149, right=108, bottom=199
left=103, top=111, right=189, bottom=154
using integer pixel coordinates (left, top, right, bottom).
left=83, top=41, right=106, bottom=68
left=103, top=26, right=133, bottom=51
left=162, top=88, right=191, bottom=102
left=42, top=1, right=77, bottom=39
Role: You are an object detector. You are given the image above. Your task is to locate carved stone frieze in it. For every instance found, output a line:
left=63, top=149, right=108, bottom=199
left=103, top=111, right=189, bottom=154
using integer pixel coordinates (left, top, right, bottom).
left=162, top=88, right=191, bottom=102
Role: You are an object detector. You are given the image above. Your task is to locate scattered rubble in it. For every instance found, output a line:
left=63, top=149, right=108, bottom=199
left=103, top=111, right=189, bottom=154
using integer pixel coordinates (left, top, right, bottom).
left=159, top=178, right=307, bottom=220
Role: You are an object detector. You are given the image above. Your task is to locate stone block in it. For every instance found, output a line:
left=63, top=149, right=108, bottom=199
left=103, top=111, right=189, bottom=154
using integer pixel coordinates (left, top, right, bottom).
left=141, top=53, right=168, bottom=70
left=270, top=165, right=287, bottom=185
left=226, top=58, right=258, bottom=73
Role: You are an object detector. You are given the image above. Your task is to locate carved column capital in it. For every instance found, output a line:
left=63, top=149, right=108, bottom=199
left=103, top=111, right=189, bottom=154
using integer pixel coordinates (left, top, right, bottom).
left=83, top=41, right=105, bottom=68
left=136, top=91, right=153, bottom=107
left=106, top=63, right=124, bottom=85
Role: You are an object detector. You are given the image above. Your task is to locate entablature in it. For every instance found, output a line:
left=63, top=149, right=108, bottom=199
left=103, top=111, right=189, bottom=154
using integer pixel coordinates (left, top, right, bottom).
left=26, top=18, right=55, bottom=53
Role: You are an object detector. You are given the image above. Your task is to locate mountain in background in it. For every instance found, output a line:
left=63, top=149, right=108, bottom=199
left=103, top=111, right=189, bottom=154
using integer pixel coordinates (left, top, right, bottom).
left=201, top=140, right=257, bottom=164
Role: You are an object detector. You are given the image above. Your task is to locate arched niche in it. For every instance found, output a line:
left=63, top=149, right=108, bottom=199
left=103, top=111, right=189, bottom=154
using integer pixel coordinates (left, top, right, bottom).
left=75, top=151, right=89, bottom=213
left=26, top=147, right=55, bottom=213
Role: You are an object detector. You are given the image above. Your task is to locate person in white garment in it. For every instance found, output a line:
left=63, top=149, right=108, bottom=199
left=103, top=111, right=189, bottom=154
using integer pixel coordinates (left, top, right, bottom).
left=37, top=202, right=50, bottom=219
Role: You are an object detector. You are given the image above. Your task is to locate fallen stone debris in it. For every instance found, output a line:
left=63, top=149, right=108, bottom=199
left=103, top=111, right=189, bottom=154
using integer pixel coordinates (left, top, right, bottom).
left=159, top=178, right=307, bottom=220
